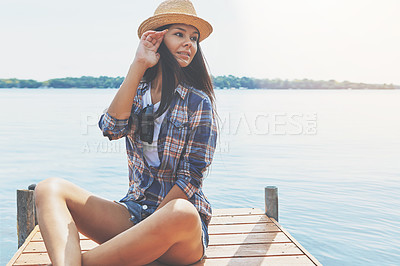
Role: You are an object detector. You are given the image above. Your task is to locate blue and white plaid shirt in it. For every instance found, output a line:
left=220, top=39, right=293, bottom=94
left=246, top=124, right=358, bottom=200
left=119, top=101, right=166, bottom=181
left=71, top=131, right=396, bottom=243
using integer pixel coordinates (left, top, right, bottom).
left=98, top=82, right=217, bottom=225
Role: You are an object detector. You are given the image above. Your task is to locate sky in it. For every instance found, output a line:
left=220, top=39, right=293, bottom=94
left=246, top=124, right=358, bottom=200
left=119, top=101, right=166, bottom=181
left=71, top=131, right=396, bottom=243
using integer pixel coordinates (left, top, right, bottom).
left=1, top=0, right=399, bottom=84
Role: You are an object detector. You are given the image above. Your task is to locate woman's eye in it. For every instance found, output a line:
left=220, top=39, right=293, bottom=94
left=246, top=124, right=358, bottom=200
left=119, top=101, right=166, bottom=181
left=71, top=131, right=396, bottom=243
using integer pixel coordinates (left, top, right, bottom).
left=191, top=36, right=198, bottom=42
left=175, top=32, right=183, bottom=37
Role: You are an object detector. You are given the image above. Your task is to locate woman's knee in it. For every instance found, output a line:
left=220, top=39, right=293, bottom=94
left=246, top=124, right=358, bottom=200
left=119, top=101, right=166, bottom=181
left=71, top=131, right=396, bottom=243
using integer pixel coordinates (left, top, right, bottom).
left=164, top=199, right=201, bottom=232
left=34, top=177, right=68, bottom=206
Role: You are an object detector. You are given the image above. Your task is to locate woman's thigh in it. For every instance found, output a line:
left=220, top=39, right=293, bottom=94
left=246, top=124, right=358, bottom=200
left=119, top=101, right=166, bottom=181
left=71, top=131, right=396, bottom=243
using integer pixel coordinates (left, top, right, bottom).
left=36, top=177, right=133, bottom=244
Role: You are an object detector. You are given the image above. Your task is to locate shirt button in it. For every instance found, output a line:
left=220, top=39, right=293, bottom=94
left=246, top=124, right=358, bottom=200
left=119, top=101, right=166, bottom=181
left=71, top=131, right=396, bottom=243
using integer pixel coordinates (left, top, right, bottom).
left=142, top=204, right=148, bottom=210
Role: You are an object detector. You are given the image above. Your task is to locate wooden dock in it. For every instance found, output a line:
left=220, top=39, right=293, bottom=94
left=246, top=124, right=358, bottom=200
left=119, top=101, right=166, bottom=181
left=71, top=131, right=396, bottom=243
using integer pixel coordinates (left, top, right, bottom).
left=8, top=187, right=321, bottom=265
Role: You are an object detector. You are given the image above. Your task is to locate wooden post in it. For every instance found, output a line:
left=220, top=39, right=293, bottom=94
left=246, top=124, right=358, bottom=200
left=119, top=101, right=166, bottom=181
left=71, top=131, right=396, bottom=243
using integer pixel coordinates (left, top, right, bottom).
left=265, top=186, right=278, bottom=222
left=17, top=184, right=37, bottom=248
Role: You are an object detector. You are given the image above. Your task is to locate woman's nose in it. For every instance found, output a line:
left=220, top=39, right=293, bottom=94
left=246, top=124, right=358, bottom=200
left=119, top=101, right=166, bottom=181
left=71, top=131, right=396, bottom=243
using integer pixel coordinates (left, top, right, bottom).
left=183, top=38, right=192, bottom=47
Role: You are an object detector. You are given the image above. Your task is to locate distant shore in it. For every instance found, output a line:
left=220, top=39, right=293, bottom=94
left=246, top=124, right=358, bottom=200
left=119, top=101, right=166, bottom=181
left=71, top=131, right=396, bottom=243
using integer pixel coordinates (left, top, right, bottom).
left=1, top=75, right=398, bottom=90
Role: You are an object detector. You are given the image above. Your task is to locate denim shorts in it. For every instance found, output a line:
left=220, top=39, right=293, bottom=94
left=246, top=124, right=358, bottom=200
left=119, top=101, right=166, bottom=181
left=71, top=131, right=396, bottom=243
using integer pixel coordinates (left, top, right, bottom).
left=117, top=200, right=209, bottom=262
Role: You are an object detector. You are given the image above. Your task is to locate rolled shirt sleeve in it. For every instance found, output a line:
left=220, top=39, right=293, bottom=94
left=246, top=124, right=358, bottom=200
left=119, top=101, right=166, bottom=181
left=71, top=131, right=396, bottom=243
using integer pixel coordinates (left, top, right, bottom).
left=175, top=97, right=217, bottom=199
left=98, top=111, right=130, bottom=140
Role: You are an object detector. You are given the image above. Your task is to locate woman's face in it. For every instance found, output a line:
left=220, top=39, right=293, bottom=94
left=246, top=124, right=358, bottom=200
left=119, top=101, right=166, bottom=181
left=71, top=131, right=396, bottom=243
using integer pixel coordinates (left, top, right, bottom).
left=163, top=24, right=199, bottom=67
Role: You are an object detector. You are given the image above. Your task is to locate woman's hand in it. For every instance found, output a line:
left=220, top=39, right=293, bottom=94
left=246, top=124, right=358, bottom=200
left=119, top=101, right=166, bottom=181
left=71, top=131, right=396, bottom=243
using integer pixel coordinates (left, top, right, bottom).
left=134, top=29, right=168, bottom=69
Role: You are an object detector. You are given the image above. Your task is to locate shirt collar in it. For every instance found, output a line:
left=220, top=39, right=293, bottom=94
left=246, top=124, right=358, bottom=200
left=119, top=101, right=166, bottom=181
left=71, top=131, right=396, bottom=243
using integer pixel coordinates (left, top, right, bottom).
left=175, top=84, right=188, bottom=100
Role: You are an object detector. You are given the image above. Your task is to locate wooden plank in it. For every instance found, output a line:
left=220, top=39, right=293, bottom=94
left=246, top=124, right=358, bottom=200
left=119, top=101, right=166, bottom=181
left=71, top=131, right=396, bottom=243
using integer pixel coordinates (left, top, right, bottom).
left=24, top=239, right=98, bottom=253
left=208, top=223, right=280, bottom=235
left=210, top=214, right=271, bottom=225
left=270, top=218, right=322, bottom=266
left=193, top=255, right=315, bottom=265
left=205, top=243, right=303, bottom=258
left=209, top=232, right=291, bottom=246
left=13, top=253, right=50, bottom=266
left=213, top=208, right=264, bottom=216
left=32, top=231, right=88, bottom=242
left=7, top=225, right=39, bottom=266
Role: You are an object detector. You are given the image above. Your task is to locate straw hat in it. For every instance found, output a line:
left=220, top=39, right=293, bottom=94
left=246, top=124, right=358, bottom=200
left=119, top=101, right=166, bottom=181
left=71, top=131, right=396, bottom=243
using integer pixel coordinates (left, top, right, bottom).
left=138, top=0, right=213, bottom=42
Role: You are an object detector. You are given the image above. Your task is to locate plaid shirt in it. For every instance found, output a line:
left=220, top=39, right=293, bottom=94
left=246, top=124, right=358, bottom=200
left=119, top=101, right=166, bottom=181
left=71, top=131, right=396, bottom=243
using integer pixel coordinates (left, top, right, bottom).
left=98, top=82, right=217, bottom=225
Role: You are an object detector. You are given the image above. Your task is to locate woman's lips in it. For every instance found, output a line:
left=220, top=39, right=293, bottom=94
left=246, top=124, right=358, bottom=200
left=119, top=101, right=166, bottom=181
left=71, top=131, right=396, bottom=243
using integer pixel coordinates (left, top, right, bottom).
left=177, top=52, right=190, bottom=60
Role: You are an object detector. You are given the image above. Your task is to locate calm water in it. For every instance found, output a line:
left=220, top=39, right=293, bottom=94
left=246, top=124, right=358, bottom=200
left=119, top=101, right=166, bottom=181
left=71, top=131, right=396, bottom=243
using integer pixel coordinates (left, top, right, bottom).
left=0, top=89, right=399, bottom=265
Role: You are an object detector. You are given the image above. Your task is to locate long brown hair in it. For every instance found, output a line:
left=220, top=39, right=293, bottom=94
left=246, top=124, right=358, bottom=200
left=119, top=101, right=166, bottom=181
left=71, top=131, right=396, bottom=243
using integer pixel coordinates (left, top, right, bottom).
left=142, top=24, right=216, bottom=117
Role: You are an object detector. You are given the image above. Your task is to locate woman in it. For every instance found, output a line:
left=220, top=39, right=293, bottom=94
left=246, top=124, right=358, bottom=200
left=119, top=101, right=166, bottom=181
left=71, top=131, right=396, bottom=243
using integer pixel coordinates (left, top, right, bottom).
left=34, top=0, right=217, bottom=265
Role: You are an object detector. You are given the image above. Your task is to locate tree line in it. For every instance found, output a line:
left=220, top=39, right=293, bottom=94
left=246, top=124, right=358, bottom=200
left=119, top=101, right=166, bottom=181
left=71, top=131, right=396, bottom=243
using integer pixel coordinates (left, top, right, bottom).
left=0, top=75, right=398, bottom=89
left=212, top=75, right=398, bottom=90
left=0, top=76, right=125, bottom=89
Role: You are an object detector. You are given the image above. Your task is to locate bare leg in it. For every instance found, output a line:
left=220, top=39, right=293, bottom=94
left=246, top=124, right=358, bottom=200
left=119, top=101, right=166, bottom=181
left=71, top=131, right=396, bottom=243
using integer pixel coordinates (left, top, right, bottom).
left=82, top=198, right=204, bottom=266
left=35, top=178, right=205, bottom=266
left=35, top=178, right=133, bottom=266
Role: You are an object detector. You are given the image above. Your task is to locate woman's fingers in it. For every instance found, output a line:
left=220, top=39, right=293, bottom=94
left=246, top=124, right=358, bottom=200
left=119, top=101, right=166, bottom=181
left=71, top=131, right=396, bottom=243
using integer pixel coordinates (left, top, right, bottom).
left=154, top=29, right=167, bottom=46
left=155, top=33, right=164, bottom=46
left=141, top=30, right=156, bottom=40
left=141, top=30, right=168, bottom=49
left=145, top=35, right=153, bottom=43
left=142, top=29, right=168, bottom=44
left=144, top=35, right=157, bottom=46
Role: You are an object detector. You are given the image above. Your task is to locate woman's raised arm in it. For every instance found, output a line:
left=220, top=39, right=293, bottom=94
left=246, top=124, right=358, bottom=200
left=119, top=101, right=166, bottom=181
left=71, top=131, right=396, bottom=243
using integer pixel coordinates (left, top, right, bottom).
left=107, top=30, right=167, bottom=120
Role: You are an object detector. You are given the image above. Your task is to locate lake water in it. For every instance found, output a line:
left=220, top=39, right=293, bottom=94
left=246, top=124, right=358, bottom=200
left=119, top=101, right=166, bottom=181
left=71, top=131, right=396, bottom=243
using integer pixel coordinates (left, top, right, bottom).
left=0, top=89, right=399, bottom=265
